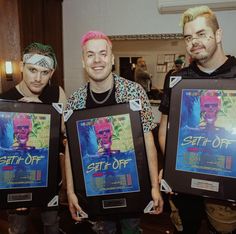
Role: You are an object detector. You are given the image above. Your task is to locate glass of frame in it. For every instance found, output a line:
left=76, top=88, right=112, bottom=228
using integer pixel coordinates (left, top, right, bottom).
left=65, top=102, right=151, bottom=217
left=163, top=78, right=236, bottom=202
left=0, top=100, right=62, bottom=209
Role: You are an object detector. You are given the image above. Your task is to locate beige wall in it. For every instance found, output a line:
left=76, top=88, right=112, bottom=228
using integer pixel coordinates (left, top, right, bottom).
left=112, top=39, right=186, bottom=89
left=63, top=0, right=236, bottom=95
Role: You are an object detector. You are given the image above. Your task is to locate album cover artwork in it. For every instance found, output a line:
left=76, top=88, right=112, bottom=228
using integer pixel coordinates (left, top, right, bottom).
left=163, top=78, right=236, bottom=201
left=176, top=89, right=236, bottom=179
left=0, top=112, right=50, bottom=189
left=76, top=114, right=140, bottom=196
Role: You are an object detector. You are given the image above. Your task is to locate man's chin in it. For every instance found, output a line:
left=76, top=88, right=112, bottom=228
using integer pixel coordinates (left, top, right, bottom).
left=89, top=71, right=112, bottom=82
left=30, top=87, right=43, bottom=95
left=193, top=54, right=209, bottom=63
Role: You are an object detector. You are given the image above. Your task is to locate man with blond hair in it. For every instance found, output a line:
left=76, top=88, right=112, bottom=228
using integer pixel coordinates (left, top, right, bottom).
left=158, top=5, right=236, bottom=234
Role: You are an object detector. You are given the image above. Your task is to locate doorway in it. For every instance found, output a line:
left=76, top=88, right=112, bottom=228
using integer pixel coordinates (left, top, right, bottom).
left=119, top=57, right=140, bottom=81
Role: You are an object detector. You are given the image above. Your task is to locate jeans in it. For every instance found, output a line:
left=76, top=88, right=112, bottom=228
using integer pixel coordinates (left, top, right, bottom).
left=92, top=218, right=141, bottom=234
left=8, top=209, right=60, bottom=234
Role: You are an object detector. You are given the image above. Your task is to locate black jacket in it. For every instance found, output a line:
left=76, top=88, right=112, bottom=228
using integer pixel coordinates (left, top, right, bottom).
left=159, top=56, right=236, bottom=115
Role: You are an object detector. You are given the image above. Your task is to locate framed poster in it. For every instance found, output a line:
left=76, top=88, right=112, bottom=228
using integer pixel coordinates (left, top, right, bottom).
left=163, top=78, right=236, bottom=202
left=0, top=100, right=62, bottom=209
left=65, top=101, right=151, bottom=217
left=156, top=64, right=167, bottom=73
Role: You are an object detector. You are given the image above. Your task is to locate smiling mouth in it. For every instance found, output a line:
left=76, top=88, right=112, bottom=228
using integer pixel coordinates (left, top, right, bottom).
left=93, top=66, right=104, bottom=71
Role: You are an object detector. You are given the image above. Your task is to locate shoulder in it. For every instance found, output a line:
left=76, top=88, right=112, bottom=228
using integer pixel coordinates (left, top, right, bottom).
left=114, top=74, right=146, bottom=99
left=59, top=86, right=66, bottom=97
left=69, top=83, right=88, bottom=99
left=66, top=83, right=88, bottom=110
left=0, top=87, right=21, bottom=100
left=174, top=66, right=193, bottom=77
left=39, top=85, right=60, bottom=103
left=58, top=86, right=67, bottom=105
left=228, top=56, right=236, bottom=74
left=115, top=74, right=143, bottom=90
left=113, top=74, right=155, bottom=132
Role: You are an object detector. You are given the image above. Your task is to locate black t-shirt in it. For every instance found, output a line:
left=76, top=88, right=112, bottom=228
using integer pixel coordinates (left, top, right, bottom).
left=0, top=87, right=23, bottom=100
left=159, top=55, right=236, bottom=115
left=86, top=82, right=116, bottom=108
left=0, top=85, right=60, bottom=103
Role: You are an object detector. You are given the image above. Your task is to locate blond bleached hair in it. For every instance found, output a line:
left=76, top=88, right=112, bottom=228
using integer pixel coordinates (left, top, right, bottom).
left=180, top=5, right=219, bottom=33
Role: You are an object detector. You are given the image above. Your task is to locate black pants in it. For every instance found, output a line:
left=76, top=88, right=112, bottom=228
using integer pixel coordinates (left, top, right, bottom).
left=172, top=194, right=205, bottom=234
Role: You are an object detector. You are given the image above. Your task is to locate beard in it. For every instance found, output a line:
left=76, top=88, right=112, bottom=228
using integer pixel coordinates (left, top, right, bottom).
left=189, top=41, right=217, bottom=64
left=193, top=53, right=209, bottom=63
left=190, top=45, right=208, bottom=62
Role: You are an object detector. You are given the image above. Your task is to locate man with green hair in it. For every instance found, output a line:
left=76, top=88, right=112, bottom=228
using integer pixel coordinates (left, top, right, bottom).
left=158, top=5, right=236, bottom=234
left=0, top=42, right=67, bottom=234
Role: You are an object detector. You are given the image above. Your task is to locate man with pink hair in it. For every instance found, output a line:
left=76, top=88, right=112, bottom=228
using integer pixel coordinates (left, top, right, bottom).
left=81, top=30, right=112, bottom=48
left=65, top=30, right=163, bottom=233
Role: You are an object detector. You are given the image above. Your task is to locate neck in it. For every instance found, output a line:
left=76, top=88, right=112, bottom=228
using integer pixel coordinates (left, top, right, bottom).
left=89, top=73, right=113, bottom=93
left=197, top=47, right=227, bottom=72
left=17, top=81, right=39, bottom=97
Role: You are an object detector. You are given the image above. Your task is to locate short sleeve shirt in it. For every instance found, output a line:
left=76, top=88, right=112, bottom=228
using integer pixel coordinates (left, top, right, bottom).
left=66, top=74, right=156, bottom=133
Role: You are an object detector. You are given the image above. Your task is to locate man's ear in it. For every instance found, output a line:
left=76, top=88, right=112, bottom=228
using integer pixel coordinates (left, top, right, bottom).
left=50, top=69, right=55, bottom=78
left=19, top=61, right=24, bottom=72
left=215, top=28, right=223, bottom=44
left=112, top=54, right=115, bottom=65
left=82, top=59, right=85, bottom=68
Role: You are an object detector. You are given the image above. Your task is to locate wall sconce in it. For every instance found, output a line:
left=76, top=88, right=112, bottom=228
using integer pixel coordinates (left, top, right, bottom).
left=5, top=61, right=13, bottom=80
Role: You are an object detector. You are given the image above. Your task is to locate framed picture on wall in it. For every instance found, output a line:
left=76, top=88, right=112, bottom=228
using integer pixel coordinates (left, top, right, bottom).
left=0, top=100, right=63, bottom=209
left=164, top=54, right=175, bottom=63
left=162, top=78, right=236, bottom=202
left=156, top=64, right=166, bottom=73
left=167, top=62, right=174, bottom=72
left=64, top=101, right=151, bottom=218
left=157, top=54, right=165, bottom=64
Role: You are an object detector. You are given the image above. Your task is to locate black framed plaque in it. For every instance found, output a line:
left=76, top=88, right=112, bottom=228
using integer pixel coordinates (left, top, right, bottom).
left=65, top=101, right=151, bottom=217
left=163, top=78, right=236, bottom=202
left=0, top=100, right=62, bottom=209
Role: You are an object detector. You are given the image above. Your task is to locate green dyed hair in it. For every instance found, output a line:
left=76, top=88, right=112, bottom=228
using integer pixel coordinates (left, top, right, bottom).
left=23, top=42, right=57, bottom=68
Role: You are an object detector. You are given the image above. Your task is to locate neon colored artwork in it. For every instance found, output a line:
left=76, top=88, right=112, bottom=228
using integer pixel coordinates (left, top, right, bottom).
left=0, top=112, right=51, bottom=189
left=176, top=89, right=236, bottom=178
left=77, top=114, right=140, bottom=196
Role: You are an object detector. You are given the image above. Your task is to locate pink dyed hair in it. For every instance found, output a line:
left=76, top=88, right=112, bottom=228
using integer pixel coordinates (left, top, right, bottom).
left=80, top=31, right=112, bottom=47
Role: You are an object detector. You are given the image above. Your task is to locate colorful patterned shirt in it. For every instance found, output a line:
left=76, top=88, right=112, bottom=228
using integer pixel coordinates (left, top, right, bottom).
left=66, top=74, right=156, bottom=133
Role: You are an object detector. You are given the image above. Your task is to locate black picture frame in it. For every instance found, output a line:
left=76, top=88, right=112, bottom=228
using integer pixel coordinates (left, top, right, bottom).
left=0, top=100, right=62, bottom=209
left=163, top=78, right=236, bottom=202
left=65, top=102, right=151, bottom=218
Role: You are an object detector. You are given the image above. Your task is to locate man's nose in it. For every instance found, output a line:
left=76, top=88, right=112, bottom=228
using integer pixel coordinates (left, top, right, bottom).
left=94, top=54, right=101, bottom=62
left=191, top=37, right=202, bottom=45
left=35, top=72, right=42, bottom=81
